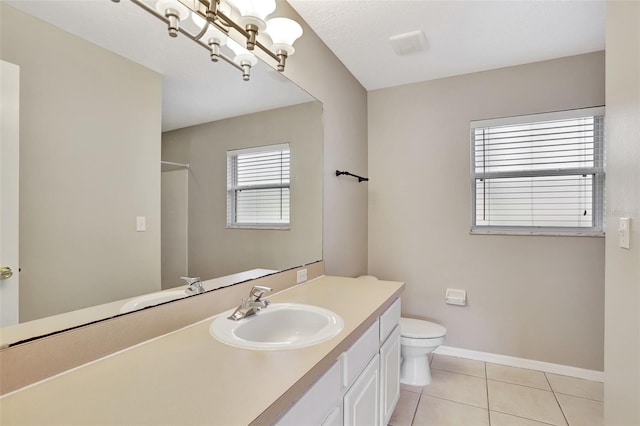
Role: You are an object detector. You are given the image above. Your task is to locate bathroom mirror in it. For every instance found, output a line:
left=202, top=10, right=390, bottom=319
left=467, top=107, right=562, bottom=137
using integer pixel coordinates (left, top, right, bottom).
left=0, top=0, right=322, bottom=346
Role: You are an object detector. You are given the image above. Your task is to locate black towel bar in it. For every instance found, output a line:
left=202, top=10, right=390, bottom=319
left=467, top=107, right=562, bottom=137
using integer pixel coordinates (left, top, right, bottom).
left=335, top=170, right=369, bottom=183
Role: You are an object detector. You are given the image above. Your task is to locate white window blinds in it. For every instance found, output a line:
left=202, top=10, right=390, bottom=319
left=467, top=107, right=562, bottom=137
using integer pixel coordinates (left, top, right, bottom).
left=227, top=144, right=290, bottom=228
left=471, top=107, right=605, bottom=234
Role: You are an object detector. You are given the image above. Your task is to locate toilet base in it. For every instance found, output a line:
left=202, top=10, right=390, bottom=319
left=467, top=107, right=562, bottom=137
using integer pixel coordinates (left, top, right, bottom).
left=400, top=354, right=432, bottom=386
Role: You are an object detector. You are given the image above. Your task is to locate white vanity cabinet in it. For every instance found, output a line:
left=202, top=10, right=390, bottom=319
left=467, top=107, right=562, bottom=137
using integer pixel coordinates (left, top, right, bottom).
left=275, top=361, right=343, bottom=426
left=379, top=325, right=401, bottom=425
left=342, top=319, right=381, bottom=426
left=379, top=298, right=401, bottom=425
left=275, top=298, right=401, bottom=426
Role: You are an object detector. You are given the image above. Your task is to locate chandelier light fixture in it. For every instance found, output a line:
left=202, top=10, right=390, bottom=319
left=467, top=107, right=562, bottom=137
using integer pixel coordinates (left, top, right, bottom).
left=111, top=0, right=303, bottom=81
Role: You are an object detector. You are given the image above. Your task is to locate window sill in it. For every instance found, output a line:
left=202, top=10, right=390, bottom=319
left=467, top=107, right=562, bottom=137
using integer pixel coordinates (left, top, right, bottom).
left=470, top=228, right=605, bottom=237
left=227, top=225, right=290, bottom=231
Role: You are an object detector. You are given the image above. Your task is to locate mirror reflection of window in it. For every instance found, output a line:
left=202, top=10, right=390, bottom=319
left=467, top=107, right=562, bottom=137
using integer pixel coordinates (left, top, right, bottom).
left=227, top=144, right=291, bottom=229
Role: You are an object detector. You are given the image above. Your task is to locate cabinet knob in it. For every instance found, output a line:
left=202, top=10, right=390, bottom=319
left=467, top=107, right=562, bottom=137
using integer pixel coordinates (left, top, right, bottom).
left=0, top=266, right=13, bottom=280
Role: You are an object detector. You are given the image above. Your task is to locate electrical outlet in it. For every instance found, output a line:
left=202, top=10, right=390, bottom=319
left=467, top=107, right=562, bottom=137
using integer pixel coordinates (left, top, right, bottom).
left=296, top=269, right=308, bottom=284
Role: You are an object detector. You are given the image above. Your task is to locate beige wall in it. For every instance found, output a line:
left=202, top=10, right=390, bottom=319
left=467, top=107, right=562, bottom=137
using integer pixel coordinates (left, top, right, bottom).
left=604, top=1, right=640, bottom=423
left=276, top=1, right=369, bottom=277
left=368, top=52, right=606, bottom=370
left=161, top=169, right=188, bottom=289
left=161, top=102, right=323, bottom=284
left=0, top=4, right=162, bottom=321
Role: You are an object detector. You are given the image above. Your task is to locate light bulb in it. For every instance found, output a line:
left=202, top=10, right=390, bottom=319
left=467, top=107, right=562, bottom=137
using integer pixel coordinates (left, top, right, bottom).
left=265, top=17, right=303, bottom=55
left=227, top=0, right=276, bottom=25
left=227, top=39, right=257, bottom=64
left=218, top=1, right=232, bottom=16
left=227, top=0, right=275, bottom=49
left=264, top=17, right=302, bottom=72
left=228, top=38, right=257, bottom=80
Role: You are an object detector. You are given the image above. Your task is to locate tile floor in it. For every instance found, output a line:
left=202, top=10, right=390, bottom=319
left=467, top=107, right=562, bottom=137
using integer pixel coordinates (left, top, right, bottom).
left=389, top=354, right=603, bottom=426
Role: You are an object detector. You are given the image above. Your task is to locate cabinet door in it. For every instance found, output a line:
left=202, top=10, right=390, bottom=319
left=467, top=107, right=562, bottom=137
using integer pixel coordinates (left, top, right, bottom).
left=276, top=361, right=342, bottom=426
left=321, top=406, right=342, bottom=426
left=344, top=354, right=380, bottom=426
left=380, top=325, right=401, bottom=425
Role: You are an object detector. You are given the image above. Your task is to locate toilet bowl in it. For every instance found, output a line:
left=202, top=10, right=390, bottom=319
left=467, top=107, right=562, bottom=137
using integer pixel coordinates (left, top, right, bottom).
left=399, top=317, right=446, bottom=386
left=355, top=276, right=446, bottom=385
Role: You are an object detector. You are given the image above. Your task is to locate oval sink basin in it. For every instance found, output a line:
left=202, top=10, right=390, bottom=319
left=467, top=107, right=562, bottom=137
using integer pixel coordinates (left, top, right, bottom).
left=210, top=303, right=344, bottom=350
left=120, top=290, right=188, bottom=313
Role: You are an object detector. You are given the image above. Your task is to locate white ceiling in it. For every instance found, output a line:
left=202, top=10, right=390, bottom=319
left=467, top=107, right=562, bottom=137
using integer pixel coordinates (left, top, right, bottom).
left=288, top=0, right=606, bottom=91
left=6, top=0, right=315, bottom=131
left=7, top=0, right=606, bottom=125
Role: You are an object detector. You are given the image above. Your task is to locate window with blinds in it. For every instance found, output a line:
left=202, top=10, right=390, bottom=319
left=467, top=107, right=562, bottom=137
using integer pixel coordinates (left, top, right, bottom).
left=471, top=107, right=605, bottom=235
left=227, top=143, right=290, bottom=228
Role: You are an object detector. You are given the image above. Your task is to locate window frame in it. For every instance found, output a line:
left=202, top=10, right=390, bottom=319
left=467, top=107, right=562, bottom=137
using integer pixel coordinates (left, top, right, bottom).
left=226, top=143, right=291, bottom=230
left=469, top=107, right=605, bottom=237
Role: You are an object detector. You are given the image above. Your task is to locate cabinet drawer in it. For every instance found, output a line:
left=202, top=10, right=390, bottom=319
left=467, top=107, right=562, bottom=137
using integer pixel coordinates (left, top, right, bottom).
left=379, top=298, right=401, bottom=343
left=276, top=361, right=342, bottom=426
left=342, top=319, right=379, bottom=389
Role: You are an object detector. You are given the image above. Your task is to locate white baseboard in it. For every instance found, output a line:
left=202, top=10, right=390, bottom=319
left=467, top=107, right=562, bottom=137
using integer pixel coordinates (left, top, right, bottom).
left=434, top=345, right=604, bottom=382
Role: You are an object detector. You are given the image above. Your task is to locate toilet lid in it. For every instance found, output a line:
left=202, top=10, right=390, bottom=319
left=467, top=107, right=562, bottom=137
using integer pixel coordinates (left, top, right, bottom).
left=400, top=317, right=446, bottom=338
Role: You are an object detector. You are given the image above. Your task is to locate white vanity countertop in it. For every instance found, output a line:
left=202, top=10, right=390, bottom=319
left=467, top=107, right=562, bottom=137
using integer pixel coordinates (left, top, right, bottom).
left=0, top=276, right=404, bottom=425
left=0, top=268, right=279, bottom=348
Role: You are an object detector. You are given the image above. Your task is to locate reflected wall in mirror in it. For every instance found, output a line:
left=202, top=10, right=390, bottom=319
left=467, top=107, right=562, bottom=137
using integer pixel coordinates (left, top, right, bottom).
left=161, top=102, right=322, bottom=288
left=0, top=0, right=322, bottom=345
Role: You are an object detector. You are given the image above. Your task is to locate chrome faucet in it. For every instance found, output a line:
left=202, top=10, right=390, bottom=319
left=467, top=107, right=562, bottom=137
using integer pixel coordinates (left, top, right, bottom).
left=228, top=285, right=273, bottom=321
left=181, top=276, right=205, bottom=295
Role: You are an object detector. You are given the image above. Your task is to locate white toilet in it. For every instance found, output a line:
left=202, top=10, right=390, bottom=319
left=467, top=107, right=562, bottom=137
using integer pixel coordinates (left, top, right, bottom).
left=399, top=317, right=446, bottom=386
left=356, top=275, right=447, bottom=386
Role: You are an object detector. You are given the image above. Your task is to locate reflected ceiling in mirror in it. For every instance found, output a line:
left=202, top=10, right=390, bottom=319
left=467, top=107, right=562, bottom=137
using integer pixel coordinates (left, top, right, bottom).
left=0, top=0, right=322, bottom=347
left=6, top=0, right=313, bottom=130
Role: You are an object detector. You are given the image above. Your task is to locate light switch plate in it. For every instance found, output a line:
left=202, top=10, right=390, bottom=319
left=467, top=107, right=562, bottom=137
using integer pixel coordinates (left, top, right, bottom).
left=619, top=218, right=630, bottom=249
left=136, top=216, right=146, bottom=232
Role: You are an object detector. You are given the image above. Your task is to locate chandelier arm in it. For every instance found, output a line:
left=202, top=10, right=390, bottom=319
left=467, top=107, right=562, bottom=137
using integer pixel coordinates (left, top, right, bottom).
left=128, top=0, right=243, bottom=72
left=195, top=39, right=240, bottom=71
left=253, top=40, right=281, bottom=63
left=205, top=0, right=217, bottom=18
left=215, top=9, right=280, bottom=63
left=194, top=19, right=210, bottom=40
left=189, top=38, right=243, bottom=72
left=202, top=15, right=231, bottom=37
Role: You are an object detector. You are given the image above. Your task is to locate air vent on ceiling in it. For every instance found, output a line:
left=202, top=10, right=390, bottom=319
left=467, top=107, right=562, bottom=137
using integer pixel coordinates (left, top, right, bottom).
left=389, top=30, right=428, bottom=56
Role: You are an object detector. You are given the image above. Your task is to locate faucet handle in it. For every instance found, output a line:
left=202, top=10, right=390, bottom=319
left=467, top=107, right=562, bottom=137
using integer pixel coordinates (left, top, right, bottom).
left=249, top=285, right=272, bottom=301
left=180, top=276, right=201, bottom=286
